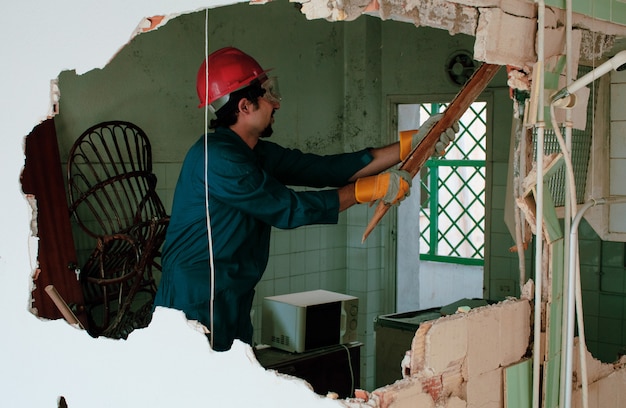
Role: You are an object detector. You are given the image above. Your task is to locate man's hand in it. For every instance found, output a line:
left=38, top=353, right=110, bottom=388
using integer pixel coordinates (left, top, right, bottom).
left=354, top=169, right=412, bottom=205
left=399, top=113, right=460, bottom=160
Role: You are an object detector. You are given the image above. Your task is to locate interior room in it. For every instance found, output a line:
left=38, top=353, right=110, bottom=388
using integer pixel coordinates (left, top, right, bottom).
left=4, top=0, right=626, bottom=407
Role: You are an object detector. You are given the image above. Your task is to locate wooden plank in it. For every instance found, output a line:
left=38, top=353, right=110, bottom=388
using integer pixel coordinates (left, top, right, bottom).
left=362, top=63, right=501, bottom=242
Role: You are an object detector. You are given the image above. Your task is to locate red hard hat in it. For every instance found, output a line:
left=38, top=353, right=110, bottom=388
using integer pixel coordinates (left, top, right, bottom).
left=196, top=47, right=271, bottom=111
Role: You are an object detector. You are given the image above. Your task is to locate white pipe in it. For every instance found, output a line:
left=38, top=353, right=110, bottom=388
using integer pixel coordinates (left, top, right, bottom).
left=552, top=50, right=626, bottom=103
left=551, top=100, right=584, bottom=408
left=559, top=0, right=574, bottom=402
left=575, top=238, right=589, bottom=408
left=533, top=2, right=546, bottom=407
left=564, top=196, right=626, bottom=406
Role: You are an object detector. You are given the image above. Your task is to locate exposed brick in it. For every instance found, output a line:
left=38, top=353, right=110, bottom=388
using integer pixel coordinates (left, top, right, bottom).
left=420, top=375, right=444, bottom=402
left=410, top=321, right=433, bottom=374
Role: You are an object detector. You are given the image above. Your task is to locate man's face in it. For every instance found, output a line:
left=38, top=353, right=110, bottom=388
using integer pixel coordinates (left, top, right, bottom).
left=258, top=93, right=280, bottom=139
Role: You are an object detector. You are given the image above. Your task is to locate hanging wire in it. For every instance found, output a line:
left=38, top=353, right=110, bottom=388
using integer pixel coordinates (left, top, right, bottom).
left=204, top=7, right=216, bottom=348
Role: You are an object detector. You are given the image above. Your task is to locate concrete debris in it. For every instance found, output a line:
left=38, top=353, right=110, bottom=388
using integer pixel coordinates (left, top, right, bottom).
left=569, top=339, right=626, bottom=407
left=343, top=299, right=531, bottom=408
left=520, top=279, right=534, bottom=301
left=340, top=296, right=626, bottom=407
left=507, top=67, right=532, bottom=92
left=579, top=30, right=616, bottom=63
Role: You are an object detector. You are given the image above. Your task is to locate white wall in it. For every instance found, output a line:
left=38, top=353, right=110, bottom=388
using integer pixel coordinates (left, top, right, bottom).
left=416, top=261, right=484, bottom=310
left=0, top=2, right=341, bottom=407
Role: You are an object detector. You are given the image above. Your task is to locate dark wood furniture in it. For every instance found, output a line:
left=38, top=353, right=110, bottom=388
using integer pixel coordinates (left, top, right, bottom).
left=67, top=121, right=169, bottom=339
left=256, top=341, right=362, bottom=399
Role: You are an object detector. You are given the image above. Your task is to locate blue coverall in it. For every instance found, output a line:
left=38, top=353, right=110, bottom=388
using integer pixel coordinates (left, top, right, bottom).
left=154, top=126, right=373, bottom=351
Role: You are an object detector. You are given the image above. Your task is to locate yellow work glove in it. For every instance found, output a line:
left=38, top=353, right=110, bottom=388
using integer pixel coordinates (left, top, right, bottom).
left=355, top=169, right=412, bottom=205
left=399, top=113, right=460, bottom=161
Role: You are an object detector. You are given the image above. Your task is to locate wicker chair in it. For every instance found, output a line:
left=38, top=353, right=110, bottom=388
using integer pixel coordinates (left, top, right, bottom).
left=67, top=121, right=169, bottom=339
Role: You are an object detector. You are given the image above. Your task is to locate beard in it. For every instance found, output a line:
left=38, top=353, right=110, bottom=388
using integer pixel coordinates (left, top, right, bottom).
left=260, top=124, right=273, bottom=138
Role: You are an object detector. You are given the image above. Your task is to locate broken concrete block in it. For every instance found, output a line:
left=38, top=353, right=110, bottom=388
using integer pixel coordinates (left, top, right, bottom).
left=474, top=7, right=536, bottom=67
left=425, top=314, right=468, bottom=374
left=567, top=341, right=626, bottom=407
left=371, top=376, right=436, bottom=408
left=572, top=338, right=621, bottom=388
left=465, top=368, right=503, bottom=408
left=410, top=300, right=531, bottom=380
left=498, top=299, right=531, bottom=367
left=401, top=300, right=531, bottom=407
left=465, top=304, right=502, bottom=378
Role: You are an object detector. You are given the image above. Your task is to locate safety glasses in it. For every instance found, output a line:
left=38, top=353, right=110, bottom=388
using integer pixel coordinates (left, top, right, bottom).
left=261, top=77, right=281, bottom=104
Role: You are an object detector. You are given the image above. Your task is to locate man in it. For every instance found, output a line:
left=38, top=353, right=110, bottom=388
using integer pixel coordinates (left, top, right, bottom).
left=154, top=47, right=457, bottom=351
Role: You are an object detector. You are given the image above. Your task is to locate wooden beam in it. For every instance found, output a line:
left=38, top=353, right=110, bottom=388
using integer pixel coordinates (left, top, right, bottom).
left=362, top=63, right=502, bottom=242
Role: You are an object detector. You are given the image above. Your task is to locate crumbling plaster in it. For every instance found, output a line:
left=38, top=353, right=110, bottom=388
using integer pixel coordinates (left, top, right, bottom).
left=4, top=0, right=626, bottom=407
left=295, top=0, right=626, bottom=66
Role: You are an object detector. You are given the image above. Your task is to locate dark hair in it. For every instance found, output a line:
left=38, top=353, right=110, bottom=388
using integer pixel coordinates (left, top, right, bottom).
left=209, top=80, right=266, bottom=129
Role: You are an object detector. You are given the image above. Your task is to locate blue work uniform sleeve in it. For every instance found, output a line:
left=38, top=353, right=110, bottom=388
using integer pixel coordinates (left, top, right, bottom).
left=255, top=140, right=373, bottom=188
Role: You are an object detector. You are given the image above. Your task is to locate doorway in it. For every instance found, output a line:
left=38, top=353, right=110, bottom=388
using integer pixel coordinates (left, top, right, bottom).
left=394, top=99, right=489, bottom=312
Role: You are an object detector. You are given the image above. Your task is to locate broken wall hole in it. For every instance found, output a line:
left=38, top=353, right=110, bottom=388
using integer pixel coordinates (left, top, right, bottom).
left=18, top=1, right=626, bottom=406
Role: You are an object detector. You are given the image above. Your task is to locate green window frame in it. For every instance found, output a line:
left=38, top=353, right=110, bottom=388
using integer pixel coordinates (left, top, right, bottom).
left=417, top=102, right=487, bottom=266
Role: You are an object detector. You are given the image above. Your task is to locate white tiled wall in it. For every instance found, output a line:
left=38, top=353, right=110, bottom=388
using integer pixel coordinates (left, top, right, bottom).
left=346, top=203, right=388, bottom=389
left=148, top=162, right=390, bottom=390
left=610, top=70, right=626, bottom=233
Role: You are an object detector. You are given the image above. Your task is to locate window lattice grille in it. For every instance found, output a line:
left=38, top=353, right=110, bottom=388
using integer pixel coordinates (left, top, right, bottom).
left=418, top=102, right=487, bottom=265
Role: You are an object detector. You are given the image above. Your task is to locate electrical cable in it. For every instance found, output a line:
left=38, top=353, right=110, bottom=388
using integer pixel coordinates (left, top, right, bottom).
left=340, top=343, right=355, bottom=397
left=203, top=8, right=217, bottom=349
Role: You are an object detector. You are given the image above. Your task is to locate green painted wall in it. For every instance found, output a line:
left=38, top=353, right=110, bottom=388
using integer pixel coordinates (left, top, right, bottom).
left=578, top=219, right=626, bottom=362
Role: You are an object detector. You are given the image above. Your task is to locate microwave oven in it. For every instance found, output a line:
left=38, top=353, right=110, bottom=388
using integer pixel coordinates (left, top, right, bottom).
left=261, top=289, right=359, bottom=353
